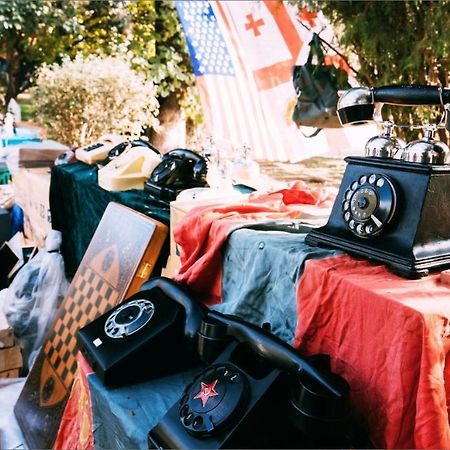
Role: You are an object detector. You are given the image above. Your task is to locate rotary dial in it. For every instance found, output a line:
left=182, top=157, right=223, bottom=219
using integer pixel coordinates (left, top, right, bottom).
left=342, top=173, right=397, bottom=238
left=104, top=299, right=154, bottom=339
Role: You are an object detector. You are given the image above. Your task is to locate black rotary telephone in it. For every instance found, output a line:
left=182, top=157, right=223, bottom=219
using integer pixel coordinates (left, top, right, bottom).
left=306, top=85, right=450, bottom=278
left=76, top=277, right=206, bottom=386
left=144, top=149, right=208, bottom=201
left=77, top=277, right=371, bottom=448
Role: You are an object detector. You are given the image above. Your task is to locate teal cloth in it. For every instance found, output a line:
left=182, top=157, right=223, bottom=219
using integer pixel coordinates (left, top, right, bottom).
left=214, top=229, right=340, bottom=343
left=88, top=367, right=200, bottom=450
left=87, top=228, right=339, bottom=449
left=50, top=162, right=170, bottom=276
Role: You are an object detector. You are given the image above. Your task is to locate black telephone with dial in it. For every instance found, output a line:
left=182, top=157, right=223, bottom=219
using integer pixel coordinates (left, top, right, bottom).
left=77, top=277, right=371, bottom=448
left=306, top=85, right=450, bottom=278
left=144, top=149, right=208, bottom=201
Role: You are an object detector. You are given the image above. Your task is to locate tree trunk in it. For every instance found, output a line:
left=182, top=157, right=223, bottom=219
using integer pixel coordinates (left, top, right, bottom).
left=150, top=92, right=186, bottom=154
left=3, top=57, right=20, bottom=112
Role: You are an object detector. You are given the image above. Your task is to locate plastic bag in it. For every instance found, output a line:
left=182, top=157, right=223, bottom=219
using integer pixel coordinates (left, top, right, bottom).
left=2, top=230, right=69, bottom=371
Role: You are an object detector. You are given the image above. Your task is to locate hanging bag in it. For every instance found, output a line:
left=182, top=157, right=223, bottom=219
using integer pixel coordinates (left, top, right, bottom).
left=292, top=33, right=351, bottom=136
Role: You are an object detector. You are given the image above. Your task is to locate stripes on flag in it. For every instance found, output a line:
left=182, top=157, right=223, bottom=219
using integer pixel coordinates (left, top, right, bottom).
left=175, top=0, right=378, bottom=162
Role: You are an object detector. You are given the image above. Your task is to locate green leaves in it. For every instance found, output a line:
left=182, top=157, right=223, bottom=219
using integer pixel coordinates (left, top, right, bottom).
left=31, top=55, right=160, bottom=146
left=297, top=0, right=450, bottom=139
left=0, top=0, right=201, bottom=127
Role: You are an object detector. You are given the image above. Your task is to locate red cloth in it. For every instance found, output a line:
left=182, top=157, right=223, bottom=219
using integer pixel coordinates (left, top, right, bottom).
left=54, top=353, right=94, bottom=450
left=294, top=254, right=450, bottom=449
left=174, top=182, right=334, bottom=304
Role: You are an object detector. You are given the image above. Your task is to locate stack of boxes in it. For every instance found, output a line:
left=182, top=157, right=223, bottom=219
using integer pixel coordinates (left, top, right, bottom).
left=0, top=309, right=23, bottom=378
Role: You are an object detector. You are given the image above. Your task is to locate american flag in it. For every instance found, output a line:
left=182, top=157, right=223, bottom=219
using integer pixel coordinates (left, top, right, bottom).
left=175, top=1, right=377, bottom=162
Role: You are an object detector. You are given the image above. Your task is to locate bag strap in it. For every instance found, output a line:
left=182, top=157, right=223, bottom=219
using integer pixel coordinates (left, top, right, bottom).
left=306, top=33, right=325, bottom=66
left=300, top=126, right=322, bottom=138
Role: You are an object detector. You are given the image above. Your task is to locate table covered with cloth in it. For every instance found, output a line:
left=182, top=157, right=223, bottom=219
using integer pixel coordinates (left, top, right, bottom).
left=54, top=182, right=450, bottom=449
left=54, top=230, right=338, bottom=449
left=294, top=254, right=450, bottom=449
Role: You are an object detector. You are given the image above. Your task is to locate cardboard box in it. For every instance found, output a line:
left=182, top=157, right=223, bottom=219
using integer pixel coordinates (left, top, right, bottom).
left=0, top=368, right=20, bottom=378
left=0, top=309, right=14, bottom=349
left=18, top=144, right=68, bottom=168
left=0, top=345, right=22, bottom=372
left=13, top=168, right=51, bottom=247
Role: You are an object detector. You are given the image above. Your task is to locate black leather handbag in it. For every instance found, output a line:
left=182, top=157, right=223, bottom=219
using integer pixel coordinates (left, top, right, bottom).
left=292, top=33, right=351, bottom=136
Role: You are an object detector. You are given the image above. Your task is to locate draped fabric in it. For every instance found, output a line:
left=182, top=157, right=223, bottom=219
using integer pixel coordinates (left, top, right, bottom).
left=294, top=254, right=450, bottom=449
left=174, top=182, right=335, bottom=304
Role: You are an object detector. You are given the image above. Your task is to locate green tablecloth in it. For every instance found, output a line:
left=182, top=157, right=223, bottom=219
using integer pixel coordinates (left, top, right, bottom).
left=50, top=162, right=170, bottom=276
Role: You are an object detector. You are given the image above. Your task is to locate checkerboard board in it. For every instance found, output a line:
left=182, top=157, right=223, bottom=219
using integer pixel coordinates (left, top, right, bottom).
left=42, top=266, right=119, bottom=394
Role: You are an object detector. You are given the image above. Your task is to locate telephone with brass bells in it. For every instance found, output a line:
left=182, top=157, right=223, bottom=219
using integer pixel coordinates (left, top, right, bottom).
left=306, top=85, right=450, bottom=278
left=77, top=277, right=371, bottom=448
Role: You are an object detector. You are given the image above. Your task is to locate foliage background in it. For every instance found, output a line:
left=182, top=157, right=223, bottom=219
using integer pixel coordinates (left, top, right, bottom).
left=31, top=55, right=159, bottom=146
left=0, top=0, right=201, bottom=134
left=296, top=0, right=450, bottom=141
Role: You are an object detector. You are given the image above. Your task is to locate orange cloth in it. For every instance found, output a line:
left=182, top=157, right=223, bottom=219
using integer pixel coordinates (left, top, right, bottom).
left=174, top=182, right=334, bottom=304
left=54, top=353, right=94, bottom=450
left=294, top=254, right=450, bottom=449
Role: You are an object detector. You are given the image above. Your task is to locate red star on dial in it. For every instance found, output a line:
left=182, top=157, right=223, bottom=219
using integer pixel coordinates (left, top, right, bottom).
left=193, top=379, right=219, bottom=407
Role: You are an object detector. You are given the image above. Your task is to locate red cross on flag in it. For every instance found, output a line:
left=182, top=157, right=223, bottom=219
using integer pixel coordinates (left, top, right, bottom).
left=175, top=1, right=377, bottom=162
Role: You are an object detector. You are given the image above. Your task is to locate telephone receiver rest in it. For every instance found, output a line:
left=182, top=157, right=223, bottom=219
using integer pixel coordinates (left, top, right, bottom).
left=338, top=85, right=450, bottom=128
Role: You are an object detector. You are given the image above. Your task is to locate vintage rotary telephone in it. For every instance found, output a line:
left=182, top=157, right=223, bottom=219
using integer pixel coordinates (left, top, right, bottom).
left=98, top=140, right=162, bottom=191
left=306, top=85, right=450, bottom=278
left=144, top=149, right=208, bottom=201
left=76, top=277, right=206, bottom=386
left=77, top=277, right=370, bottom=448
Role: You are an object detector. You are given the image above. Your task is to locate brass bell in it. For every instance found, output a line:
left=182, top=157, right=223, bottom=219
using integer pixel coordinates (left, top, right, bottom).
left=400, top=125, right=450, bottom=164
left=364, top=121, right=404, bottom=159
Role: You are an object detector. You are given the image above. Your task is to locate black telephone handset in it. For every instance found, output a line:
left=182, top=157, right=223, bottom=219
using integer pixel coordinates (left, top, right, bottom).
left=147, top=279, right=372, bottom=449
left=337, top=85, right=450, bottom=127
left=144, top=149, right=208, bottom=201
left=97, top=139, right=160, bottom=168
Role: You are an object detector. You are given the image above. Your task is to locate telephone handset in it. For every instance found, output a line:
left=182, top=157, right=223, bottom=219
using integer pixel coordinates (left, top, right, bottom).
left=98, top=139, right=160, bottom=168
left=337, top=85, right=450, bottom=127
left=144, top=149, right=208, bottom=201
left=75, top=134, right=124, bottom=165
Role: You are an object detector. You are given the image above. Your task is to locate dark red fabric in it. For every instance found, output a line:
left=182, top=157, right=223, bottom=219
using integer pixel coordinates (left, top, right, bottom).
left=294, top=254, right=450, bottom=449
left=174, top=182, right=334, bottom=304
left=54, top=353, right=94, bottom=450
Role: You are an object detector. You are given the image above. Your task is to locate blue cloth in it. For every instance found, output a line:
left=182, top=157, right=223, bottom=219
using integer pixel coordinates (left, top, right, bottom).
left=10, top=203, right=24, bottom=235
left=88, top=368, right=201, bottom=449
left=215, top=229, right=339, bottom=344
left=87, top=227, right=339, bottom=449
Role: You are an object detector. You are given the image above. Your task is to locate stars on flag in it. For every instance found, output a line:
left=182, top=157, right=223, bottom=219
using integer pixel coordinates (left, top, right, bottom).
left=176, top=1, right=235, bottom=76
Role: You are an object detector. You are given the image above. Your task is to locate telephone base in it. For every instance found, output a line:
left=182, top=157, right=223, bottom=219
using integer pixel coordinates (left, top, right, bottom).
left=305, top=156, right=450, bottom=279
left=144, top=180, right=207, bottom=201
left=305, top=229, right=450, bottom=279
left=148, top=342, right=353, bottom=449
